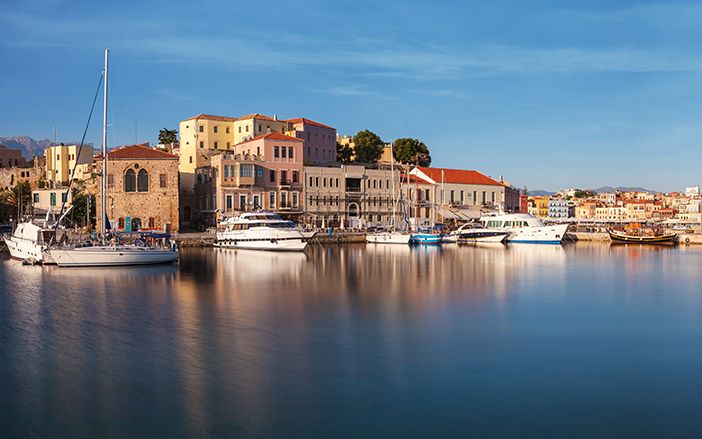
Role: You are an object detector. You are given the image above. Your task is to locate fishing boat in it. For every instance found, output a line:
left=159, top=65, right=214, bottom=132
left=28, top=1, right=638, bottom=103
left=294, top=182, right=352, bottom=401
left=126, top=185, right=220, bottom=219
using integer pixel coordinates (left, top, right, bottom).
left=608, top=224, right=677, bottom=245
left=3, top=208, right=73, bottom=264
left=480, top=213, right=568, bottom=244
left=48, top=49, right=179, bottom=267
left=215, top=211, right=315, bottom=251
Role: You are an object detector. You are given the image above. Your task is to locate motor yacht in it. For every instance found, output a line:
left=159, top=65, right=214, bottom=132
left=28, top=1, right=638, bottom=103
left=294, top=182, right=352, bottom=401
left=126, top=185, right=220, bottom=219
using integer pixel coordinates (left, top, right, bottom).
left=480, top=213, right=569, bottom=244
left=448, top=223, right=509, bottom=244
left=215, top=211, right=315, bottom=251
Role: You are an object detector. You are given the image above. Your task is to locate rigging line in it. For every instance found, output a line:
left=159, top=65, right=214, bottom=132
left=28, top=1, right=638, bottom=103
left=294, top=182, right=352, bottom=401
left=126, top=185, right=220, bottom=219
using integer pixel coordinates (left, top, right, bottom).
left=50, top=70, right=105, bottom=245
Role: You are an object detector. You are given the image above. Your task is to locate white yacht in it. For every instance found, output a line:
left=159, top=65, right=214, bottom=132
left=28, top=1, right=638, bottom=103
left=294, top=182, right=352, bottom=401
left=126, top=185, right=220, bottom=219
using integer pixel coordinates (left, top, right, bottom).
left=480, top=213, right=569, bottom=244
left=215, top=212, right=315, bottom=251
left=4, top=208, right=73, bottom=264
left=47, top=49, right=179, bottom=267
left=448, top=223, right=509, bottom=243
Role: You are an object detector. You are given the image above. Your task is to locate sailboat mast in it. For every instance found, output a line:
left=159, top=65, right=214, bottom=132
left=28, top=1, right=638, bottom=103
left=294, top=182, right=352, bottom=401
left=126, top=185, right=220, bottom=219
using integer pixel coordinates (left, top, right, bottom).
left=390, top=142, right=396, bottom=228
left=101, top=48, right=109, bottom=244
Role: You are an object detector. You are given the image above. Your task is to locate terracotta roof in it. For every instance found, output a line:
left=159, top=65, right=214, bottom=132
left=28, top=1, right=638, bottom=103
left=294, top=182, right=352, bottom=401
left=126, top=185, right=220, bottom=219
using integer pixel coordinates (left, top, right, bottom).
left=107, top=144, right=178, bottom=160
left=183, top=114, right=237, bottom=122
left=237, top=113, right=281, bottom=122
left=286, top=117, right=334, bottom=129
left=414, top=166, right=503, bottom=186
left=235, top=132, right=303, bottom=146
left=403, top=173, right=431, bottom=185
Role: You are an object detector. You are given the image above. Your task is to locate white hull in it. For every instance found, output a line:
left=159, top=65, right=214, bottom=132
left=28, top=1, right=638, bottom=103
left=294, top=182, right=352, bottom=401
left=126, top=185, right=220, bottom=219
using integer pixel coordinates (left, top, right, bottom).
left=459, top=234, right=507, bottom=243
left=49, top=246, right=179, bottom=267
left=5, top=236, right=47, bottom=262
left=366, top=232, right=412, bottom=244
left=505, top=224, right=569, bottom=244
left=215, top=228, right=314, bottom=252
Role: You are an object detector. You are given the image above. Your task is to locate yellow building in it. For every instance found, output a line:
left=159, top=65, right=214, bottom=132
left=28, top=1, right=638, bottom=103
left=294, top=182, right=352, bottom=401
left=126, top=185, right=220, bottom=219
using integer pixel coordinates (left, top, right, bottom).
left=44, top=144, right=94, bottom=186
left=178, top=114, right=238, bottom=189
left=233, top=114, right=289, bottom=144
left=528, top=196, right=550, bottom=218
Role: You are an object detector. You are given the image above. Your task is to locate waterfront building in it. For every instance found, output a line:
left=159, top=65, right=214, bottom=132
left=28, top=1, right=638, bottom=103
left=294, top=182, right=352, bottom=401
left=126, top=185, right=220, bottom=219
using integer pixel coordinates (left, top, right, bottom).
left=96, top=144, right=179, bottom=233
left=285, top=118, right=337, bottom=164
left=685, top=186, right=700, bottom=197
left=548, top=199, right=575, bottom=219
left=528, top=196, right=550, bottom=218
left=409, top=166, right=509, bottom=210
left=233, top=113, right=289, bottom=145
left=44, top=143, right=94, bottom=186
left=597, top=192, right=617, bottom=206
left=0, top=166, right=41, bottom=191
left=304, top=164, right=399, bottom=227
left=0, top=144, right=26, bottom=168
left=32, top=187, right=72, bottom=213
left=575, top=201, right=601, bottom=219
left=519, top=193, right=529, bottom=213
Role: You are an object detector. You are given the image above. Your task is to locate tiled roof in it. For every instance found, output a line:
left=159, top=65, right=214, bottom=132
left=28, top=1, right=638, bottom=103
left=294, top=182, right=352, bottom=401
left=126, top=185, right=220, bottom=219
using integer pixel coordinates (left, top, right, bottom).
left=183, top=114, right=237, bottom=122
left=414, top=166, right=503, bottom=186
left=235, top=132, right=303, bottom=146
left=107, top=144, right=178, bottom=160
left=237, top=113, right=280, bottom=122
left=286, top=117, right=334, bottom=129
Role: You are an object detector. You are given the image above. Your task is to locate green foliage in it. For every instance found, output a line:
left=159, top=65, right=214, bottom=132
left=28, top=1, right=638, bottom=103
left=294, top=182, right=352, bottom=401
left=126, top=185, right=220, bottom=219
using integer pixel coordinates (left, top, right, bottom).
left=353, top=130, right=384, bottom=164
left=336, top=141, right=353, bottom=164
left=574, top=190, right=594, bottom=198
left=70, top=191, right=96, bottom=227
left=158, top=128, right=178, bottom=145
left=393, top=138, right=431, bottom=166
left=0, top=182, right=32, bottom=223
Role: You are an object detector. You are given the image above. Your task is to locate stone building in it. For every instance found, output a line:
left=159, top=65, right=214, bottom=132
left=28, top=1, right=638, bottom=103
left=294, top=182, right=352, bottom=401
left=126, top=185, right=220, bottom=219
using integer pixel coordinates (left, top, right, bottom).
left=0, top=166, right=41, bottom=191
left=96, top=144, right=179, bottom=233
left=0, top=144, right=26, bottom=168
left=304, top=164, right=400, bottom=227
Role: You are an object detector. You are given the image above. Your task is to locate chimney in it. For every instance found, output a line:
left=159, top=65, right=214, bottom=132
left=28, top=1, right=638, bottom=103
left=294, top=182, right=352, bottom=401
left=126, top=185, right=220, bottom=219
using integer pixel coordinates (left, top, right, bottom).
left=499, top=175, right=503, bottom=183
left=273, top=114, right=278, bottom=121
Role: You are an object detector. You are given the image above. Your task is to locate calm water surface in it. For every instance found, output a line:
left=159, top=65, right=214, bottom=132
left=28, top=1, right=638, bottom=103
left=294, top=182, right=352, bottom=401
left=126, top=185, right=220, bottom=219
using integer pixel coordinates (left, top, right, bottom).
left=1, top=244, right=702, bottom=438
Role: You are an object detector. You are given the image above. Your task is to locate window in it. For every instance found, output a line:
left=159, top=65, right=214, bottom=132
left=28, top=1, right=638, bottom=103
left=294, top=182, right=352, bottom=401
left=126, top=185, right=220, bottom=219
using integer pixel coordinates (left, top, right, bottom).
left=57, top=154, right=60, bottom=161
left=62, top=193, right=68, bottom=203
left=246, top=125, right=249, bottom=132
left=214, top=141, right=218, bottom=149
left=137, top=169, right=149, bottom=192
left=315, top=177, right=319, bottom=186
left=323, top=177, right=327, bottom=187
left=214, top=126, right=218, bottom=133
left=124, top=169, right=136, bottom=192
left=148, top=217, right=155, bottom=228
left=189, top=156, right=193, bottom=164
left=224, top=165, right=230, bottom=178
left=270, top=170, right=276, bottom=183
left=156, top=173, right=166, bottom=188
left=257, top=146, right=260, bottom=156
left=450, top=190, right=455, bottom=203
left=292, top=170, right=299, bottom=183
left=227, top=142, right=231, bottom=149
left=269, top=192, right=276, bottom=208
left=238, top=126, right=242, bottom=133
left=281, top=170, right=287, bottom=184
left=281, top=147, right=287, bottom=159
left=274, top=146, right=279, bottom=158
left=107, top=174, right=114, bottom=188
left=241, top=165, right=253, bottom=177
left=256, top=166, right=264, bottom=178
left=309, top=176, right=313, bottom=186
left=336, top=178, right=339, bottom=187
left=50, top=192, right=56, bottom=206
left=289, top=147, right=294, bottom=160
left=199, top=125, right=204, bottom=132
left=226, top=127, right=230, bottom=134
left=199, top=141, right=204, bottom=148
left=473, top=191, right=477, bottom=205
left=226, top=195, right=233, bottom=211
left=118, top=217, right=125, bottom=229
left=33, top=193, right=39, bottom=203
left=482, top=191, right=486, bottom=204
left=292, top=192, right=298, bottom=207
left=258, top=125, right=262, bottom=132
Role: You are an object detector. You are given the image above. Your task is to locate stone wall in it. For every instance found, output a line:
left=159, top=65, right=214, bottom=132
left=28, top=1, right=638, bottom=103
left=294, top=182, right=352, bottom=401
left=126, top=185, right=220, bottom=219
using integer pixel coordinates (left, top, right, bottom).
left=0, top=167, right=41, bottom=191
left=97, top=158, right=179, bottom=233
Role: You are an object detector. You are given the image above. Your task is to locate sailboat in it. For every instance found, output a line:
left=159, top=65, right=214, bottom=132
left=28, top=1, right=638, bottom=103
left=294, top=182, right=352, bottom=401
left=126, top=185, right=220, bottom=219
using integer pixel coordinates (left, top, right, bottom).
left=366, top=143, right=412, bottom=244
left=48, top=49, right=179, bottom=267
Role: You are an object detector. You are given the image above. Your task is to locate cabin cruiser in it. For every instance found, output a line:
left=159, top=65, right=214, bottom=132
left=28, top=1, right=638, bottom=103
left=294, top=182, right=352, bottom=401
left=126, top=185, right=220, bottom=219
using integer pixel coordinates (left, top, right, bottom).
left=3, top=207, right=73, bottom=264
left=447, top=223, right=509, bottom=244
left=480, top=213, right=569, bottom=244
left=215, top=211, right=315, bottom=251
left=366, top=227, right=412, bottom=245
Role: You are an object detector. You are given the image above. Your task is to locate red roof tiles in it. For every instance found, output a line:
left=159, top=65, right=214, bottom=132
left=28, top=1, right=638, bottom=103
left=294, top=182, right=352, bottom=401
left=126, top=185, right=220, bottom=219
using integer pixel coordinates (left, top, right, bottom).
left=108, top=144, right=178, bottom=160
left=286, top=117, right=334, bottom=129
left=414, top=166, right=503, bottom=186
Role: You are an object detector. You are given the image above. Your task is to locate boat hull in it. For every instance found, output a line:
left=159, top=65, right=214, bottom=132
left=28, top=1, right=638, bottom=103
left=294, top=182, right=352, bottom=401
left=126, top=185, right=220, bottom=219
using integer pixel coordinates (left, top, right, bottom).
left=366, top=232, right=412, bottom=244
left=4, top=235, right=47, bottom=263
left=49, top=246, right=179, bottom=267
left=456, top=229, right=508, bottom=243
left=608, top=231, right=677, bottom=245
left=410, top=233, right=443, bottom=245
left=505, top=224, right=569, bottom=245
left=215, top=229, right=314, bottom=251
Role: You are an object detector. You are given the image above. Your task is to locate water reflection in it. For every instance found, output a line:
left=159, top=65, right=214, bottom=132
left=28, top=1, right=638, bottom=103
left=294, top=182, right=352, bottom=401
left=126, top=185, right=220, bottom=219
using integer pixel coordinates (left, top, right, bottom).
left=2, top=244, right=702, bottom=437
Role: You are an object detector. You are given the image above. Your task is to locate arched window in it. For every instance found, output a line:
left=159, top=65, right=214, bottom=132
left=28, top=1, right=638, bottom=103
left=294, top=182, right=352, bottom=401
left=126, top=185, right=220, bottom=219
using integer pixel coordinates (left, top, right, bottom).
left=137, top=169, right=148, bottom=192
left=148, top=217, right=155, bottom=228
left=124, top=169, right=136, bottom=192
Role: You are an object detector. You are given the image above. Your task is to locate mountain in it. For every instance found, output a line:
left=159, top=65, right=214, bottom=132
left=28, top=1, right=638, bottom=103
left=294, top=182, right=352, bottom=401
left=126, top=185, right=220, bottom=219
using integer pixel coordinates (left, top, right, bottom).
left=593, top=186, right=658, bottom=194
left=0, top=136, right=86, bottom=159
left=528, top=190, right=556, bottom=196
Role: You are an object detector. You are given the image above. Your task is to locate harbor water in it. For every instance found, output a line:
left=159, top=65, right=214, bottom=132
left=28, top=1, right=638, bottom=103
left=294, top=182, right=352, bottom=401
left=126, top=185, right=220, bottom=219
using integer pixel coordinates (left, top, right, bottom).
left=2, top=244, right=702, bottom=437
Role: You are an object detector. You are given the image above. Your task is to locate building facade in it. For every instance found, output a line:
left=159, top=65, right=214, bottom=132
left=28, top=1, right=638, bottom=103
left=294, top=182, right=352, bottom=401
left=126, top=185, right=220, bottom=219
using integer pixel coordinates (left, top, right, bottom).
left=286, top=118, right=337, bottom=164
left=548, top=199, right=575, bottom=219
left=32, top=188, right=73, bottom=212
left=44, top=144, right=94, bottom=186
left=0, top=144, right=26, bottom=168
left=97, top=145, right=179, bottom=233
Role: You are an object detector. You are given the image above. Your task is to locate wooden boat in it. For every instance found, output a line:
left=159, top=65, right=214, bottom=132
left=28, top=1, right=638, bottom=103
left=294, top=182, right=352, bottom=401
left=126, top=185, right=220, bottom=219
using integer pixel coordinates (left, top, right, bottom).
left=608, top=223, right=677, bottom=245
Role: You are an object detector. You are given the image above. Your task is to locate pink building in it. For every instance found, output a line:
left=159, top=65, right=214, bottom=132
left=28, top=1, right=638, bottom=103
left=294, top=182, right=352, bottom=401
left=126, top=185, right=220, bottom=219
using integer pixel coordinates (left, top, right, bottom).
left=286, top=118, right=336, bottom=164
left=234, top=132, right=304, bottom=209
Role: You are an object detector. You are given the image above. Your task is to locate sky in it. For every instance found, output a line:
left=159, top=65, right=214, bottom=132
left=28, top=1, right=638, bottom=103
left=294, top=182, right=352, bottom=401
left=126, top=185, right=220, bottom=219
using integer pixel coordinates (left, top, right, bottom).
left=1, top=0, right=701, bottom=192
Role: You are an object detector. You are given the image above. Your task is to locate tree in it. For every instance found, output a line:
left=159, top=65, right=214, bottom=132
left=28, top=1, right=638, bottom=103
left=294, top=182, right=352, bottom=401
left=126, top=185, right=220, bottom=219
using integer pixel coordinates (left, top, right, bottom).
left=71, top=191, right=96, bottom=228
left=158, top=128, right=178, bottom=145
left=336, top=141, right=353, bottom=164
left=0, top=182, right=32, bottom=222
left=353, top=130, right=384, bottom=164
left=393, top=138, right=431, bottom=166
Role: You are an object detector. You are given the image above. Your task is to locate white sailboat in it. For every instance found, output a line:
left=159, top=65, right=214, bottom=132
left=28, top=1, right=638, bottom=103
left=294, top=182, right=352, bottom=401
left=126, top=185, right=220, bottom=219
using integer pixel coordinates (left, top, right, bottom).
left=48, top=49, right=179, bottom=267
left=366, top=143, right=412, bottom=244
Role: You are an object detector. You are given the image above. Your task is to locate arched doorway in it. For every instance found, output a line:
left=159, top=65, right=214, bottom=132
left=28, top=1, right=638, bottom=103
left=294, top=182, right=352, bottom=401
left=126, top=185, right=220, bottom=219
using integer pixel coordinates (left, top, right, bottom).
left=131, top=217, right=142, bottom=231
left=347, top=202, right=359, bottom=228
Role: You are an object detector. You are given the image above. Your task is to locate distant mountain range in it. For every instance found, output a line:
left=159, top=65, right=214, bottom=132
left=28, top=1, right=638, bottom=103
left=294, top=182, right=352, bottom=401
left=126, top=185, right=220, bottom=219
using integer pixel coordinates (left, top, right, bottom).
left=529, top=186, right=658, bottom=196
left=0, top=136, right=87, bottom=159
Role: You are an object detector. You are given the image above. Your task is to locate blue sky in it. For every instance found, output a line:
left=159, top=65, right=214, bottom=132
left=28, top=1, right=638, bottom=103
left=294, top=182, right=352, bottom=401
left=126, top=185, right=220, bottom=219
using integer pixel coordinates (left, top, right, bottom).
left=1, top=0, right=701, bottom=191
